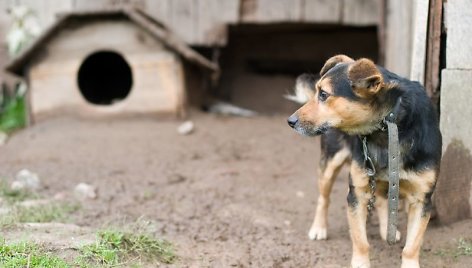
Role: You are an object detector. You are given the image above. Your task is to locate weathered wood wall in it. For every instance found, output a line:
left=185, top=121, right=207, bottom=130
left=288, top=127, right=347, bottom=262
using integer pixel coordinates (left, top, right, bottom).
left=3, top=0, right=427, bottom=83
left=384, top=0, right=414, bottom=78
left=1, top=0, right=381, bottom=47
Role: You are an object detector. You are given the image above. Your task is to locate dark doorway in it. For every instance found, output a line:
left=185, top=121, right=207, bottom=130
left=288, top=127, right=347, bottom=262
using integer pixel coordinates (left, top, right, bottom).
left=77, top=51, right=133, bottom=105
left=216, top=24, right=380, bottom=114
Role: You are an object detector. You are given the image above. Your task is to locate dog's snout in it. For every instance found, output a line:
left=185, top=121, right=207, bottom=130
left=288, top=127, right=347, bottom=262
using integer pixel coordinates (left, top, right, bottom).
left=287, top=115, right=298, bottom=128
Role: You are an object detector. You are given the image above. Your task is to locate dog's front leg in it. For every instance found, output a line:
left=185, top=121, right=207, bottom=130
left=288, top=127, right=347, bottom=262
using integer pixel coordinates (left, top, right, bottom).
left=401, top=170, right=436, bottom=268
left=309, top=148, right=350, bottom=240
left=347, top=162, right=371, bottom=268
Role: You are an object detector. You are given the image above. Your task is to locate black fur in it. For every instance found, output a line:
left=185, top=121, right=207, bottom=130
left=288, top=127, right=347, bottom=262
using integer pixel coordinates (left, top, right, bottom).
left=316, top=65, right=442, bottom=176
left=347, top=175, right=358, bottom=208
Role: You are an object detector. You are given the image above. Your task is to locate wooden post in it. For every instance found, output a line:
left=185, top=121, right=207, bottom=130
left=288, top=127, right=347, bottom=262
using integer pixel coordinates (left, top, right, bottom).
left=410, top=0, right=430, bottom=84
left=424, top=0, right=443, bottom=107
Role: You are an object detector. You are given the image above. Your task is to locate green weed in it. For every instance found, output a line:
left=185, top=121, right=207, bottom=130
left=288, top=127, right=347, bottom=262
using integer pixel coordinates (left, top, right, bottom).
left=0, top=241, right=69, bottom=268
left=76, top=229, right=176, bottom=267
left=434, top=237, right=472, bottom=260
left=0, top=202, right=80, bottom=227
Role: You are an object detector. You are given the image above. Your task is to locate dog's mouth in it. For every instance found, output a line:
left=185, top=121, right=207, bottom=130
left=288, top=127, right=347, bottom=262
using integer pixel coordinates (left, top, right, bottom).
left=293, top=122, right=330, bottom=136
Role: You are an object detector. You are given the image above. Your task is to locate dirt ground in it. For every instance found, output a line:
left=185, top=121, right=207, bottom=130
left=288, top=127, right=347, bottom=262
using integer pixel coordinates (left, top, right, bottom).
left=1, top=112, right=471, bottom=267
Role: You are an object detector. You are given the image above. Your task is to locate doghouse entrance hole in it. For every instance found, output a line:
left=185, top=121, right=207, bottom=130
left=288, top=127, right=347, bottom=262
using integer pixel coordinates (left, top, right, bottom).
left=78, top=51, right=133, bottom=105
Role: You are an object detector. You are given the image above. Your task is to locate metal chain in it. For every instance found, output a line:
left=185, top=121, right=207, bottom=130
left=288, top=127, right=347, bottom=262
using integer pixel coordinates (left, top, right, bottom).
left=367, top=175, right=376, bottom=214
left=361, top=136, right=377, bottom=214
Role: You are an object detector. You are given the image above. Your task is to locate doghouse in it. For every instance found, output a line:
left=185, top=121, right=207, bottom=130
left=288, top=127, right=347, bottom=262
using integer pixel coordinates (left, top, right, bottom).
left=4, top=8, right=218, bottom=120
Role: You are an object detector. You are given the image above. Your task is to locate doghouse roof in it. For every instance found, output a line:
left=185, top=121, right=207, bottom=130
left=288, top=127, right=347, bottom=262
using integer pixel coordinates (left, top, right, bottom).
left=5, top=8, right=219, bottom=76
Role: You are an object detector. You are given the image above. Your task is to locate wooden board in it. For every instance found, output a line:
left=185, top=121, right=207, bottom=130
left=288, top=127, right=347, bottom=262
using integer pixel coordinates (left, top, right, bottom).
left=342, top=0, right=380, bottom=25
left=170, top=0, right=198, bottom=43
left=303, top=0, right=342, bottom=23
left=424, top=0, right=443, bottom=104
left=384, top=0, right=413, bottom=78
left=410, top=0, right=429, bottom=84
left=240, top=0, right=303, bottom=23
left=196, top=0, right=239, bottom=45
left=145, top=0, right=172, bottom=27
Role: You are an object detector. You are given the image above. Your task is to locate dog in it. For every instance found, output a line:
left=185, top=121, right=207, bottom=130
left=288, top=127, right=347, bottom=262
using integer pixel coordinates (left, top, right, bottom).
left=287, top=55, right=442, bottom=268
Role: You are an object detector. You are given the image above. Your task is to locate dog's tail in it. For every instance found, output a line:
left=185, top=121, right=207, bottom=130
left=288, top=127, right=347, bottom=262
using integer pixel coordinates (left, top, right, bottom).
left=284, top=73, right=316, bottom=104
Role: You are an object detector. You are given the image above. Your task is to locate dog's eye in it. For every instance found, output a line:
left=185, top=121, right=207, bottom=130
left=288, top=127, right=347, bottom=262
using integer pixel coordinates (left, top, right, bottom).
left=318, top=90, right=329, bottom=102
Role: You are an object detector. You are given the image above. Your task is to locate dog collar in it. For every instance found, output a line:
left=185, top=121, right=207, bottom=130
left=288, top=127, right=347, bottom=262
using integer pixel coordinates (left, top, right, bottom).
left=380, top=97, right=403, bottom=130
left=360, top=97, right=402, bottom=245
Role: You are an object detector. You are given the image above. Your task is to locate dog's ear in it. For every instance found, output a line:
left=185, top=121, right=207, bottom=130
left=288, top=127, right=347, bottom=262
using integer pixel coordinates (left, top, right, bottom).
left=348, top=58, right=383, bottom=97
left=320, top=55, right=354, bottom=76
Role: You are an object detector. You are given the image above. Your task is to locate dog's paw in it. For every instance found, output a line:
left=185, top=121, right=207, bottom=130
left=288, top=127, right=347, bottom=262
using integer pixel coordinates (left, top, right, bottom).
left=308, top=226, right=327, bottom=240
left=400, top=258, right=420, bottom=268
left=380, top=229, right=401, bottom=242
left=351, top=256, right=370, bottom=268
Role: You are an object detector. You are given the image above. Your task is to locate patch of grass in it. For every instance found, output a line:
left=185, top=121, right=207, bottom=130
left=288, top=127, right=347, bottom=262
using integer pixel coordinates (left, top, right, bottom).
left=0, top=180, right=36, bottom=204
left=434, top=238, right=472, bottom=260
left=76, top=229, right=176, bottom=267
left=0, top=202, right=80, bottom=227
left=0, top=241, right=69, bottom=268
left=0, top=93, right=27, bottom=133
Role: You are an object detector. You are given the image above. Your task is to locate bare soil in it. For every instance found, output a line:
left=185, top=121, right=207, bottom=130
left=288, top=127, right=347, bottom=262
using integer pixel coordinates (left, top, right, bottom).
left=0, top=112, right=471, bottom=267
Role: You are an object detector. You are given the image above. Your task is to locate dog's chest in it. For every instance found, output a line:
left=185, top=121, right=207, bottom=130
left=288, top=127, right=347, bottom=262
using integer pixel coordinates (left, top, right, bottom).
left=366, top=142, right=406, bottom=181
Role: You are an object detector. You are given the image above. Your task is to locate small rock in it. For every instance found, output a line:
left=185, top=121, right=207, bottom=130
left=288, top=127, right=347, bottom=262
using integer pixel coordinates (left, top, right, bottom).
left=12, top=169, right=41, bottom=190
left=10, top=180, right=26, bottom=191
left=74, top=183, right=97, bottom=199
left=284, top=220, right=291, bottom=226
left=0, top=131, right=7, bottom=146
left=177, top=121, right=194, bottom=135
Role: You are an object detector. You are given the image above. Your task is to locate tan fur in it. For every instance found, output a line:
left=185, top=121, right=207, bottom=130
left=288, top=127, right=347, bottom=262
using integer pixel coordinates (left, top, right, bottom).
left=309, top=147, right=350, bottom=240
left=296, top=94, right=380, bottom=135
left=348, top=162, right=371, bottom=268
left=295, top=73, right=386, bottom=135
left=348, top=58, right=384, bottom=98
left=347, top=163, right=437, bottom=268
left=400, top=170, right=436, bottom=268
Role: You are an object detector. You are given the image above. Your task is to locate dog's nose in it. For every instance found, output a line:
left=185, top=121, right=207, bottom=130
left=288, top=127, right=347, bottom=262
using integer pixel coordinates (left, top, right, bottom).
left=287, top=115, right=298, bottom=128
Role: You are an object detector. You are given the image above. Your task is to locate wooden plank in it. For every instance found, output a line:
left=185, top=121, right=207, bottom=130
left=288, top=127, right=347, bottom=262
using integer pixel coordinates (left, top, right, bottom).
left=444, top=0, right=472, bottom=69
left=73, top=0, right=145, bottom=10
left=303, top=0, right=342, bottom=23
left=384, top=0, right=413, bottom=78
left=376, top=0, right=387, bottom=66
left=196, top=0, right=239, bottom=45
left=342, top=0, right=380, bottom=26
left=424, top=0, right=442, bottom=104
left=72, top=0, right=108, bottom=10
left=169, top=0, right=198, bottom=44
left=145, top=0, right=172, bottom=27
left=241, top=0, right=303, bottom=23
left=409, top=0, right=429, bottom=84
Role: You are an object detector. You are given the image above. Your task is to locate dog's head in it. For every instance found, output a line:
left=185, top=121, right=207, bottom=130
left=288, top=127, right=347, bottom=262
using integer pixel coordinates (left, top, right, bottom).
left=288, top=55, right=390, bottom=136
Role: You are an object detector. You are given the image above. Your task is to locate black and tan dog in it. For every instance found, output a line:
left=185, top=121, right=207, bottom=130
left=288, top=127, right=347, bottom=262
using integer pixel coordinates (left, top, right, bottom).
left=287, top=55, right=442, bottom=268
